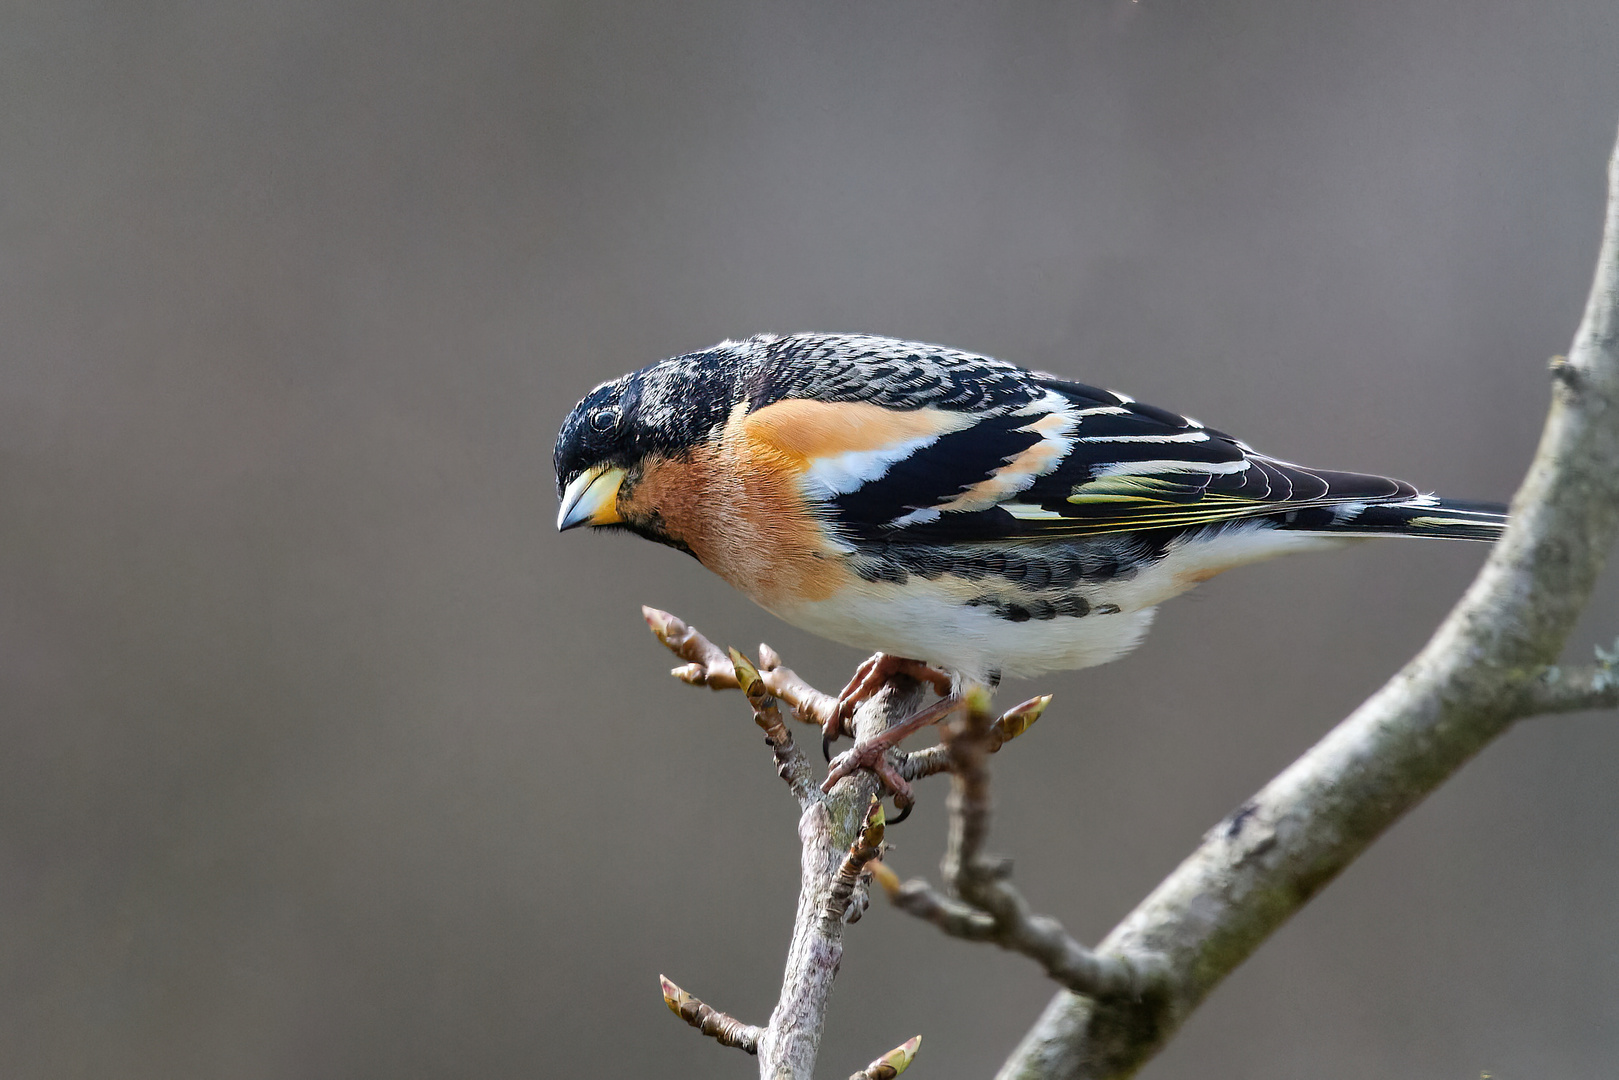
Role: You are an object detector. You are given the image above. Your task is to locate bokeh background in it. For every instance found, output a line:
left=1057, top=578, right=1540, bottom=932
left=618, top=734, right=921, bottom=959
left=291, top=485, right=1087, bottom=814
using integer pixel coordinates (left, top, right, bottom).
left=4, top=2, right=1619, bottom=1077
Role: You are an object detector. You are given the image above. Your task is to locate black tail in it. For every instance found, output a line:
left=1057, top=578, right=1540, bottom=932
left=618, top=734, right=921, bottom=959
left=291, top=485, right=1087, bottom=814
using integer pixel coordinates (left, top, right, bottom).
left=1275, top=497, right=1508, bottom=542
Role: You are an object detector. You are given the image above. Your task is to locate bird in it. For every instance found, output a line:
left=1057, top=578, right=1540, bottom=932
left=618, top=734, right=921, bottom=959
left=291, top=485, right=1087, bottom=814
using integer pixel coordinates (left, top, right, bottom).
left=554, top=333, right=1506, bottom=804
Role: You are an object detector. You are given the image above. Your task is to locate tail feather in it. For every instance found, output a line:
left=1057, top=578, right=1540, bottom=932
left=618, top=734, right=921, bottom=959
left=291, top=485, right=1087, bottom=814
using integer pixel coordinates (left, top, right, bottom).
left=1275, top=497, right=1508, bottom=542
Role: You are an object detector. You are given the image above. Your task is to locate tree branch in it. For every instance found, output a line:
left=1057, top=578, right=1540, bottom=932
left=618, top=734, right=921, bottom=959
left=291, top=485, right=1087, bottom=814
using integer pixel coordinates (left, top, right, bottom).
left=882, top=695, right=1165, bottom=1000
left=757, top=676, right=925, bottom=1078
left=998, top=122, right=1619, bottom=1080
left=645, top=614, right=925, bottom=1079
left=897, top=694, right=1051, bottom=781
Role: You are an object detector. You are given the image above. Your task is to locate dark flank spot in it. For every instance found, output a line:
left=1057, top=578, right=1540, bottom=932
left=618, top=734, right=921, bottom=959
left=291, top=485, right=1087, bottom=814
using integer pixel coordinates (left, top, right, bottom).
left=1019, top=560, right=1053, bottom=589
left=1053, top=595, right=1091, bottom=617
left=1095, top=603, right=1121, bottom=615
left=853, top=539, right=1155, bottom=597
left=964, top=593, right=1090, bottom=622
left=1225, top=800, right=1260, bottom=839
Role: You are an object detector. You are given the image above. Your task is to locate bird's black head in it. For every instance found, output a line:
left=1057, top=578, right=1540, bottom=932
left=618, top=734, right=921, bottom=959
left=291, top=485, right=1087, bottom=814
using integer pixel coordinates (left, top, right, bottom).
left=554, top=341, right=759, bottom=537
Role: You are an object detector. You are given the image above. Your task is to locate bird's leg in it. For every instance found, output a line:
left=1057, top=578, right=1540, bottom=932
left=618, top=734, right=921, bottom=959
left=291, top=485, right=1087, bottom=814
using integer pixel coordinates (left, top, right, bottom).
left=826, top=653, right=953, bottom=749
left=820, top=692, right=966, bottom=814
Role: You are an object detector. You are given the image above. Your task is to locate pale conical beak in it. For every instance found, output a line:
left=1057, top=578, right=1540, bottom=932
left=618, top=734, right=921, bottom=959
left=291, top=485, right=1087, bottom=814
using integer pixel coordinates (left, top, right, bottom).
left=557, top=465, right=626, bottom=531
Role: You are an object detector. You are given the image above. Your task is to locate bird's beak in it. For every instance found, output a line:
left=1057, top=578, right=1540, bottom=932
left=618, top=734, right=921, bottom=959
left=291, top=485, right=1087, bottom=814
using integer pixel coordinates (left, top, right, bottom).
left=557, top=465, right=626, bottom=531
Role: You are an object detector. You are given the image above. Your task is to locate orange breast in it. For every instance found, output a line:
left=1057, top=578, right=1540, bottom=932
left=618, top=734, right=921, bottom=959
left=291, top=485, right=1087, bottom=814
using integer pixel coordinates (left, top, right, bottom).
left=615, top=403, right=854, bottom=607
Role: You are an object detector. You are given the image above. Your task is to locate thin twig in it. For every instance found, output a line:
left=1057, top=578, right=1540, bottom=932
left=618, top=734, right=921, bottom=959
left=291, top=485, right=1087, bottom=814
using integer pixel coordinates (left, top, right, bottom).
left=937, top=700, right=1164, bottom=999
left=659, top=975, right=762, bottom=1054
left=644, top=606, right=842, bottom=728
left=644, top=605, right=741, bottom=689
left=732, top=648, right=818, bottom=805
left=821, top=798, right=886, bottom=930
left=759, top=642, right=843, bottom=731
left=875, top=861, right=997, bottom=939
left=899, top=694, right=1052, bottom=781
left=883, top=692, right=1160, bottom=995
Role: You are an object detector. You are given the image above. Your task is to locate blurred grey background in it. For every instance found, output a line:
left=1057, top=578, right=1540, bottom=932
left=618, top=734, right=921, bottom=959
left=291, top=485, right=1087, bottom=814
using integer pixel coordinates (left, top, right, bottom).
left=3, top=2, right=1618, bottom=1077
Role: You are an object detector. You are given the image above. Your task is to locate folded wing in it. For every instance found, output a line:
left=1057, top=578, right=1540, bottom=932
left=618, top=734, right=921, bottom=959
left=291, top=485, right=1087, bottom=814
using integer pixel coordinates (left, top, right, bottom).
left=754, top=370, right=1422, bottom=544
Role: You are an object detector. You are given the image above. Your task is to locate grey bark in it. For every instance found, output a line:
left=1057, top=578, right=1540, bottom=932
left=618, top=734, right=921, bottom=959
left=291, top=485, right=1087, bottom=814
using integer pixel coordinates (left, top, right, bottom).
left=757, top=677, right=925, bottom=1080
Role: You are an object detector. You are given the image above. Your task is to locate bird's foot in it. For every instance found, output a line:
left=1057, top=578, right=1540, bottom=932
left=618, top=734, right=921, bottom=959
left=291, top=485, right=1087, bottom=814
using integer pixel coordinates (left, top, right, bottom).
left=821, top=692, right=966, bottom=820
left=826, top=654, right=953, bottom=751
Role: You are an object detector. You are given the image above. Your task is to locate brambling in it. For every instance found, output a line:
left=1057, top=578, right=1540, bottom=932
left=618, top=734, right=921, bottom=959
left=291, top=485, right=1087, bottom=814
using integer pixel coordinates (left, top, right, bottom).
left=555, top=333, right=1505, bottom=803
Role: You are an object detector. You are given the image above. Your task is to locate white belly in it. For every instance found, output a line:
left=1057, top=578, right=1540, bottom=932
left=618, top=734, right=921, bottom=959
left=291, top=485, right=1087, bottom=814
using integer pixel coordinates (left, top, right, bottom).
left=768, top=524, right=1347, bottom=680
left=774, top=580, right=1158, bottom=680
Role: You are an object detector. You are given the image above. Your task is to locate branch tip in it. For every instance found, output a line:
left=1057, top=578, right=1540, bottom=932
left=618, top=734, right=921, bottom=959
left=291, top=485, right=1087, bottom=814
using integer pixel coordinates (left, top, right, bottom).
left=656, top=974, right=762, bottom=1055
left=862, top=795, right=887, bottom=847
left=991, top=694, right=1052, bottom=745
left=851, top=1034, right=922, bottom=1080
left=729, top=647, right=763, bottom=696
left=644, top=607, right=740, bottom=690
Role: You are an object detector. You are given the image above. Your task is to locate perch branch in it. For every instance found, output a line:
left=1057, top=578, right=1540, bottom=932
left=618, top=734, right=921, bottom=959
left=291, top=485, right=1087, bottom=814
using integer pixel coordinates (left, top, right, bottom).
left=757, top=675, right=927, bottom=1079
left=648, top=609, right=928, bottom=1078
left=1520, top=643, right=1619, bottom=715
left=998, top=121, right=1619, bottom=1080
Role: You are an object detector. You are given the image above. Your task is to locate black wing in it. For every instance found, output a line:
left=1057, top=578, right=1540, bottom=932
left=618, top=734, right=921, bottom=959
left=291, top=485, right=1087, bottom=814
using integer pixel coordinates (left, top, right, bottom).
left=743, top=334, right=1422, bottom=545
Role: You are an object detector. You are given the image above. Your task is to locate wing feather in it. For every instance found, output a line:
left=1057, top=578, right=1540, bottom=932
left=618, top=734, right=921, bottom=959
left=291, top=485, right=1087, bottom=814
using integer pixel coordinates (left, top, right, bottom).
left=747, top=335, right=1421, bottom=544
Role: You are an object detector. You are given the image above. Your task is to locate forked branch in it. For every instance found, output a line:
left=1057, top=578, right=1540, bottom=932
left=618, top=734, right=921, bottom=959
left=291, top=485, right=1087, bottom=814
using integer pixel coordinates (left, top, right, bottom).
left=645, top=614, right=922, bottom=1079
left=882, top=696, right=1167, bottom=1000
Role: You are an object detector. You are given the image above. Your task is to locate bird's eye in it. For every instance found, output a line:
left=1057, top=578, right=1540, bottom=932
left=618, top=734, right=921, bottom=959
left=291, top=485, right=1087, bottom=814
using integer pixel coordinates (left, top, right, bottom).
left=590, top=408, right=618, bottom=433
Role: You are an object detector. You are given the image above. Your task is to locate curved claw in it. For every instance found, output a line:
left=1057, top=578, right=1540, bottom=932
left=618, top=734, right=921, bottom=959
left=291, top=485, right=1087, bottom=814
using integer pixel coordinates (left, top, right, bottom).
left=822, top=733, right=833, bottom=762
left=888, top=799, right=913, bottom=826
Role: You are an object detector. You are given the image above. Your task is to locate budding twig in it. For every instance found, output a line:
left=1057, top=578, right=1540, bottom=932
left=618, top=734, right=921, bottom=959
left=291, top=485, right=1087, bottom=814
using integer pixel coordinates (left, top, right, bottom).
left=849, top=1034, right=922, bottom=1080
left=659, top=975, right=762, bottom=1054
left=643, top=606, right=841, bottom=728
left=731, top=648, right=818, bottom=804
left=898, top=694, right=1053, bottom=780
left=876, top=860, right=997, bottom=939
left=821, top=798, right=886, bottom=930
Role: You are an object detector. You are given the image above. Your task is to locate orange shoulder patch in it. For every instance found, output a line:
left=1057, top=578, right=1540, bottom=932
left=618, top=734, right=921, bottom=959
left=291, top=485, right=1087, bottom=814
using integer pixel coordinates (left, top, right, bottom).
left=738, top=398, right=972, bottom=464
